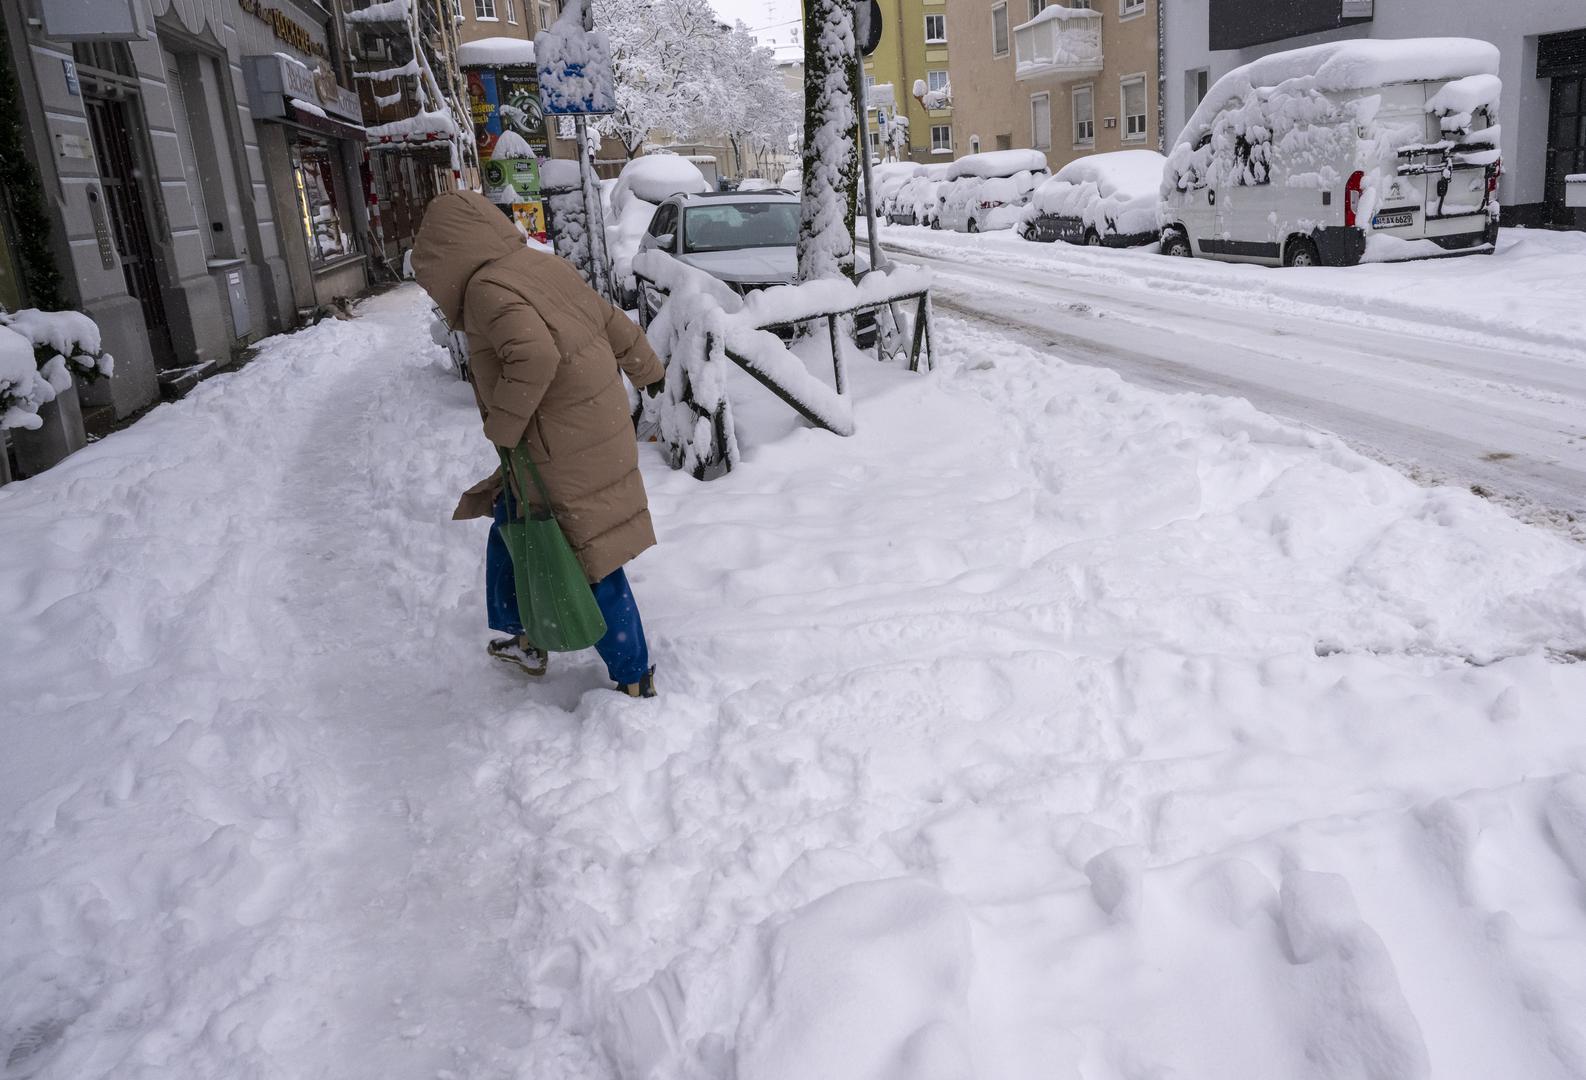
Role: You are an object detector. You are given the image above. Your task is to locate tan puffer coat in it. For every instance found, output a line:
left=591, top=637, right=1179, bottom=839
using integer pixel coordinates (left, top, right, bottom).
left=412, top=190, right=665, bottom=583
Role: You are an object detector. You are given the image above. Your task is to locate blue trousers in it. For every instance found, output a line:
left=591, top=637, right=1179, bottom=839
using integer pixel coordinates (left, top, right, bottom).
left=487, top=492, right=651, bottom=684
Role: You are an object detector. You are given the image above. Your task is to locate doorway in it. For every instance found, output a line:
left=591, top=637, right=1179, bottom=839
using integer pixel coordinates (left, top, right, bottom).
left=1544, top=72, right=1584, bottom=226
left=77, top=44, right=176, bottom=365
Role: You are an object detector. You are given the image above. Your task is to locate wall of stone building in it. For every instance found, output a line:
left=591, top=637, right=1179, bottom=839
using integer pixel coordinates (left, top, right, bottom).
left=948, top=0, right=1159, bottom=172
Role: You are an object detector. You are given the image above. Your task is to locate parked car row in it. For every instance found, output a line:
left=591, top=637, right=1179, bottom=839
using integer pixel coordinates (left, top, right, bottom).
left=881, top=38, right=1504, bottom=268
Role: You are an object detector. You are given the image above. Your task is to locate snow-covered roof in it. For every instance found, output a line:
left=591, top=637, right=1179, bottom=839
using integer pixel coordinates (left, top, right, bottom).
left=945, top=148, right=1049, bottom=181
left=1011, top=3, right=1100, bottom=32
left=1052, top=149, right=1164, bottom=196
left=1182, top=38, right=1500, bottom=142
left=457, top=36, right=536, bottom=69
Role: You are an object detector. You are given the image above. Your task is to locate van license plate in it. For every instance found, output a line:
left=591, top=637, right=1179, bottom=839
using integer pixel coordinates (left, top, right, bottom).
left=1372, top=210, right=1415, bottom=229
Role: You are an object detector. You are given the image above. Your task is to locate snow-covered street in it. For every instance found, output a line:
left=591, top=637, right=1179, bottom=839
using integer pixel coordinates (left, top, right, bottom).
left=878, top=225, right=1586, bottom=536
left=5, top=285, right=1586, bottom=1079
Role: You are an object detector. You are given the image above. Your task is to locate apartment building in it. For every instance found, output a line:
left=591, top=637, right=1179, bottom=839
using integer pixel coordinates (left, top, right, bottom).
left=948, top=0, right=1160, bottom=170
left=863, top=0, right=957, bottom=163
left=1163, top=0, right=1586, bottom=229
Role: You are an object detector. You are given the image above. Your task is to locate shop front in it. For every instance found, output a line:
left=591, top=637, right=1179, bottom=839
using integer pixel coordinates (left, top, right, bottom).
left=246, top=54, right=371, bottom=310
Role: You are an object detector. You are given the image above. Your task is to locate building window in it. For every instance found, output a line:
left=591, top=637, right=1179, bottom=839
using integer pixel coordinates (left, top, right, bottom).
left=538, top=0, right=552, bottom=27
left=1120, top=0, right=1144, bottom=13
left=1030, top=92, right=1051, bottom=150
left=931, top=124, right=952, bottom=153
left=970, top=134, right=981, bottom=153
left=1028, top=0, right=1045, bottom=20
left=453, top=0, right=464, bottom=19
left=291, top=136, right=351, bottom=264
left=1071, top=0, right=1091, bottom=7
left=475, top=0, right=496, bottom=19
left=1188, top=67, right=1209, bottom=110
left=991, top=3, right=1008, bottom=57
left=1121, top=74, right=1147, bottom=140
left=927, top=69, right=949, bottom=94
left=924, top=13, right=946, bottom=42
left=504, top=0, right=517, bottom=21
left=1073, top=83, right=1094, bottom=145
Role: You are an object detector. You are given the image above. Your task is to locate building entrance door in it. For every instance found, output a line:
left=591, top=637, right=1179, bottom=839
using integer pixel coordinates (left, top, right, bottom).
left=84, top=94, right=176, bottom=365
left=1545, top=73, right=1585, bottom=227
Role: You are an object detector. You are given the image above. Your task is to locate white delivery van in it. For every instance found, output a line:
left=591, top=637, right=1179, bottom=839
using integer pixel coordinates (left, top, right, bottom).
left=1160, top=38, right=1502, bottom=267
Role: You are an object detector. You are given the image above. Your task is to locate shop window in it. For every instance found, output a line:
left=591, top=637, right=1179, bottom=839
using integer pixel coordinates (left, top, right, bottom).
left=991, top=3, right=1008, bottom=57
left=291, top=137, right=351, bottom=263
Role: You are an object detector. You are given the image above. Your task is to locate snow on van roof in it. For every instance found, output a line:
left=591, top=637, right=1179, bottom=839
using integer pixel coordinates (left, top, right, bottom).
left=946, top=149, right=1049, bottom=181
left=1179, top=37, right=1500, bottom=144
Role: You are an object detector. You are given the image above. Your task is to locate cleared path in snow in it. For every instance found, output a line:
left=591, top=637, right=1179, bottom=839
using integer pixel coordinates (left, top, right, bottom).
left=885, top=234, right=1586, bottom=535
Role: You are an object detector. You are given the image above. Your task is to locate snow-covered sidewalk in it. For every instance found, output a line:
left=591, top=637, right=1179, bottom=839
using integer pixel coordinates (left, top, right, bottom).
left=4, top=286, right=1586, bottom=1079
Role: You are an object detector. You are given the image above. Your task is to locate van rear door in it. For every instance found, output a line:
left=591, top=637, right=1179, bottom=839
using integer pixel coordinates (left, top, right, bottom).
left=1390, top=80, right=1498, bottom=245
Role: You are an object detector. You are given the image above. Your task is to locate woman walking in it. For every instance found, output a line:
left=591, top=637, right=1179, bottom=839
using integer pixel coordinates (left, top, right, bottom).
left=412, top=191, right=665, bottom=697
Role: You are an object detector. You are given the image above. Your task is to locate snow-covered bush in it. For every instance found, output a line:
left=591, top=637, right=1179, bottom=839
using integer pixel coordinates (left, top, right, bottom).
left=1020, top=149, right=1164, bottom=237
left=0, top=308, right=114, bottom=430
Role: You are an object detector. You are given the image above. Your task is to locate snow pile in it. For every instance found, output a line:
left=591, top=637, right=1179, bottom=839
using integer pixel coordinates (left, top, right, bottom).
left=456, top=36, right=537, bottom=69
left=534, top=0, right=616, bottom=116
left=491, top=130, right=534, bottom=161
left=891, top=174, right=946, bottom=223
left=610, top=155, right=709, bottom=211
left=945, top=148, right=1048, bottom=181
left=343, top=0, right=408, bottom=22
left=778, top=167, right=801, bottom=191
left=4, top=286, right=1586, bottom=1078
left=912, top=76, right=951, bottom=111
left=603, top=156, right=710, bottom=294
left=0, top=323, right=51, bottom=430
left=737, top=178, right=775, bottom=192
left=539, top=158, right=581, bottom=190
left=632, top=250, right=924, bottom=465
left=1022, top=149, right=1164, bottom=237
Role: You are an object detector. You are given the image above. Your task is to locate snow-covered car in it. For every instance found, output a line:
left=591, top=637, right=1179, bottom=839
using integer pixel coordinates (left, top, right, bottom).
left=1160, top=38, right=1502, bottom=267
left=936, top=149, right=1049, bottom=233
left=634, top=190, right=877, bottom=343
left=887, top=165, right=952, bottom=227
left=736, top=178, right=776, bottom=192
left=778, top=167, right=802, bottom=191
left=867, top=162, right=925, bottom=220
left=1020, top=150, right=1164, bottom=247
left=605, top=155, right=713, bottom=304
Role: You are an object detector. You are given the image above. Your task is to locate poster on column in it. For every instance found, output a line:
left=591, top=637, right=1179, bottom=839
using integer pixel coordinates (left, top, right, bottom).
left=467, top=68, right=550, bottom=162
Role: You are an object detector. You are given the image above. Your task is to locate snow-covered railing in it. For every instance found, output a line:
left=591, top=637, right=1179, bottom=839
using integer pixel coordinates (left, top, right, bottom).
left=632, top=252, right=934, bottom=479
left=1013, top=6, right=1102, bottom=83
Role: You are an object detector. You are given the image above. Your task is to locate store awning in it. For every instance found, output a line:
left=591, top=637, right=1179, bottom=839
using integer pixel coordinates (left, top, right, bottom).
left=289, top=99, right=367, bottom=143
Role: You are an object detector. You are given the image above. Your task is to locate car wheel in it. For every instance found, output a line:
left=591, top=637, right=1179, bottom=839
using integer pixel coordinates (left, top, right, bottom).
left=1161, top=231, right=1192, bottom=258
left=930, top=217, right=941, bottom=230
left=967, top=218, right=980, bottom=233
left=1284, top=237, right=1321, bottom=267
left=1084, top=229, right=1103, bottom=247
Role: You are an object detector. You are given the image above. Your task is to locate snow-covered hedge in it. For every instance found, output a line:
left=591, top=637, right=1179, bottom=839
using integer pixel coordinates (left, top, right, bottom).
left=0, top=308, right=113, bottom=430
left=1021, top=149, right=1164, bottom=237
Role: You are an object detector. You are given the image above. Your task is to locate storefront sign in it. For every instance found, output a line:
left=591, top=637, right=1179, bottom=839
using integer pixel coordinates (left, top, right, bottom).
left=245, top=54, right=364, bottom=127
left=467, top=69, right=550, bottom=160
left=238, top=0, right=329, bottom=59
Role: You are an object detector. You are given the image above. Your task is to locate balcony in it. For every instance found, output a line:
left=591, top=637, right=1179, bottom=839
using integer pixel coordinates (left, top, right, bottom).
left=1013, top=5, right=1103, bottom=82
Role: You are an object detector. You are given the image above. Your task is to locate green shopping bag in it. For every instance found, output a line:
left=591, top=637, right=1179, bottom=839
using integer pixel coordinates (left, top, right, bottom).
left=496, top=443, right=607, bottom=652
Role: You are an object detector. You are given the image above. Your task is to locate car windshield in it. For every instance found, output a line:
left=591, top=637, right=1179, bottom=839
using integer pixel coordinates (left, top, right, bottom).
left=683, top=203, right=799, bottom=253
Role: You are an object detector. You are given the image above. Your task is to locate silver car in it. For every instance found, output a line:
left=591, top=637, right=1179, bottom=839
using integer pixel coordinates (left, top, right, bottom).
left=635, top=190, right=875, bottom=343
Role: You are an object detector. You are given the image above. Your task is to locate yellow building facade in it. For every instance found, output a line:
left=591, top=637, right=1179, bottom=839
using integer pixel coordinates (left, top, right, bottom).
left=864, top=0, right=958, bottom=164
